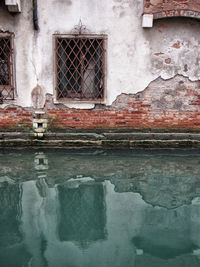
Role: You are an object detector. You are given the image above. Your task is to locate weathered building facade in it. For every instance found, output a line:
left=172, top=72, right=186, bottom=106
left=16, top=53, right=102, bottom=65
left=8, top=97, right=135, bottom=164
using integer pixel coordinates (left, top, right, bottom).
left=1, top=0, right=200, bottom=132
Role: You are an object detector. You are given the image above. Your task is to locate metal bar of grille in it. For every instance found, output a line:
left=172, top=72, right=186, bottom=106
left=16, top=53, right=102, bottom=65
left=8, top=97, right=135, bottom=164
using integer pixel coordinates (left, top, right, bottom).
left=0, top=34, right=14, bottom=101
left=55, top=36, right=106, bottom=101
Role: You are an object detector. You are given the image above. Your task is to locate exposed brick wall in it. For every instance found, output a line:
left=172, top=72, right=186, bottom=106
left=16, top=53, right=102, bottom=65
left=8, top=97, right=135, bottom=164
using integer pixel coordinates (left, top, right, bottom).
left=0, top=106, right=32, bottom=131
left=1, top=76, right=200, bottom=132
left=44, top=76, right=200, bottom=131
left=144, top=0, right=200, bottom=20
left=45, top=104, right=200, bottom=131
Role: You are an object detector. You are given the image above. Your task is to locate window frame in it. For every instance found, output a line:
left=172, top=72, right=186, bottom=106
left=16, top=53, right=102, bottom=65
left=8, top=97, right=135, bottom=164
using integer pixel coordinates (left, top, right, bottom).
left=0, top=32, right=15, bottom=102
left=54, top=34, right=107, bottom=104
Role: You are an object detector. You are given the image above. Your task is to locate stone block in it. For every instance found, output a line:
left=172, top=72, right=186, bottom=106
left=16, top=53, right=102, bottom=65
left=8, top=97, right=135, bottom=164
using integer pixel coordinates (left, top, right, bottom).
left=5, top=0, right=21, bottom=12
left=142, top=14, right=153, bottom=28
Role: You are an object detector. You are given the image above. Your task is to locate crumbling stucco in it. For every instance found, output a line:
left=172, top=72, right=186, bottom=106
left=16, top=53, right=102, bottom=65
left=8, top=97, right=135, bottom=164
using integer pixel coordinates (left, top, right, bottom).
left=140, top=75, right=200, bottom=111
left=45, top=74, right=200, bottom=114
left=112, top=75, right=200, bottom=112
left=148, top=18, right=200, bottom=81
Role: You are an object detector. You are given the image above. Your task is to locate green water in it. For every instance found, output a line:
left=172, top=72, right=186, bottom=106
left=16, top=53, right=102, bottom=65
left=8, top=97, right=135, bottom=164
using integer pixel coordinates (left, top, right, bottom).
left=1, top=149, right=200, bottom=267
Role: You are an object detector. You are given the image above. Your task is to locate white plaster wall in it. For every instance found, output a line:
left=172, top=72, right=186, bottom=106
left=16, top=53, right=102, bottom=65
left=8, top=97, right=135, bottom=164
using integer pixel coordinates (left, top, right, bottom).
left=1, top=0, right=200, bottom=108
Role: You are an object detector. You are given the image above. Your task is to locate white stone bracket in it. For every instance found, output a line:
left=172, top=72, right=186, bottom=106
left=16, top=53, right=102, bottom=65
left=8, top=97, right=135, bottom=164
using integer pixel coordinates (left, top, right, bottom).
left=5, top=0, right=21, bottom=13
left=142, top=14, right=153, bottom=28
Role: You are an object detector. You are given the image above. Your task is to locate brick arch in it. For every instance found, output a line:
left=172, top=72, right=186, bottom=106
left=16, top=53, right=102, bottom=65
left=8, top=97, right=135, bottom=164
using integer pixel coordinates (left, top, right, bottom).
left=144, top=0, right=200, bottom=20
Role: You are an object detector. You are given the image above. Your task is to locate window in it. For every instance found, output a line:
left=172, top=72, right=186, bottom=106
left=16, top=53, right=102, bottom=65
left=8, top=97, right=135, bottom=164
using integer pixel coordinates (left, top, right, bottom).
left=55, top=35, right=106, bottom=102
left=0, top=32, right=15, bottom=102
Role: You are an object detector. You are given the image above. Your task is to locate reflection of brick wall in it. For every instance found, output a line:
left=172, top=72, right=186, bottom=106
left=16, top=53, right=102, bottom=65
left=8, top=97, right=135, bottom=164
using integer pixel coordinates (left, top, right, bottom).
left=0, top=106, right=32, bottom=131
left=144, top=0, right=200, bottom=20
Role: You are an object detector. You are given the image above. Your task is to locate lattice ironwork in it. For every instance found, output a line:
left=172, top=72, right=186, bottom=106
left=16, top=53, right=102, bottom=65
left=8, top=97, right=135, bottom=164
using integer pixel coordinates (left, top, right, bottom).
left=0, top=34, right=14, bottom=102
left=55, top=36, right=106, bottom=101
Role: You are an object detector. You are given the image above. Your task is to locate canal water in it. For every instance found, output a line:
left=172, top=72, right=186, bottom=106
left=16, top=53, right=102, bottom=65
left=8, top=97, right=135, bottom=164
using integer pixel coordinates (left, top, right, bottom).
left=1, top=149, right=200, bottom=267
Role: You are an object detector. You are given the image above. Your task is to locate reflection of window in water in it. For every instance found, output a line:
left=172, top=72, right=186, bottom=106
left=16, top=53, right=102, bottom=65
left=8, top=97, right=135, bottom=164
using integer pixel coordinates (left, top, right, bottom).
left=58, top=183, right=106, bottom=247
left=0, top=183, right=22, bottom=246
left=0, top=183, right=31, bottom=266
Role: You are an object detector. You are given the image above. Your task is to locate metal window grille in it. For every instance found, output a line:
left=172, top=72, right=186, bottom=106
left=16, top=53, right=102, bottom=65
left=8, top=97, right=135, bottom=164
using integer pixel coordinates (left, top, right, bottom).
left=0, top=33, right=15, bottom=102
left=55, top=36, right=106, bottom=101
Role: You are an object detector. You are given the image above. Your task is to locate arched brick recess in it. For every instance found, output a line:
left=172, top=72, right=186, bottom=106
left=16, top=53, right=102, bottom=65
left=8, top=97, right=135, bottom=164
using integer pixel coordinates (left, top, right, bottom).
left=144, top=0, right=200, bottom=20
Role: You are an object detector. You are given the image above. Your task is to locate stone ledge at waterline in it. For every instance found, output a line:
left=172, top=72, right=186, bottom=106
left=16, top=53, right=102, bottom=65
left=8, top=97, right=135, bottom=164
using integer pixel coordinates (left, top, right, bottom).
left=1, top=132, right=200, bottom=148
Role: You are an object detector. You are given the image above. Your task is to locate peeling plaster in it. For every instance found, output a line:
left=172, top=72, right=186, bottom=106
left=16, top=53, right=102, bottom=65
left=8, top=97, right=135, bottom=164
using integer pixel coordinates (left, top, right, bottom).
left=141, top=75, right=200, bottom=112
left=111, top=75, right=200, bottom=112
left=147, top=18, right=200, bottom=81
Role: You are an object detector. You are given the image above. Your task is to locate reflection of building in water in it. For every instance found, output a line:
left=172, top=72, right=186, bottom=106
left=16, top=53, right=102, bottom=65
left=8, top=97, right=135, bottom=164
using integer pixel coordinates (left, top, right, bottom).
left=34, top=152, right=48, bottom=171
left=135, top=253, right=200, bottom=267
left=0, top=181, right=31, bottom=267
left=0, top=182, right=22, bottom=246
left=58, top=182, right=107, bottom=247
left=111, top=172, right=200, bottom=210
left=3, top=151, right=200, bottom=267
left=34, top=152, right=49, bottom=199
left=21, top=179, right=51, bottom=267
left=2, top=173, right=200, bottom=267
left=20, top=178, right=108, bottom=267
left=34, top=152, right=49, bottom=179
left=133, top=203, right=200, bottom=266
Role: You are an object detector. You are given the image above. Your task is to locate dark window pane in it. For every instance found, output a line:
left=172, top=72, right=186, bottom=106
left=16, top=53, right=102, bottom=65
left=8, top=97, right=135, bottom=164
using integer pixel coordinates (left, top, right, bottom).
left=0, top=35, right=14, bottom=101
